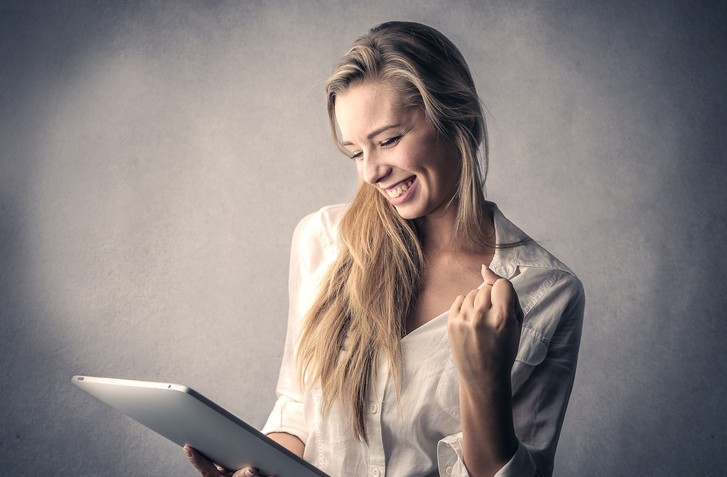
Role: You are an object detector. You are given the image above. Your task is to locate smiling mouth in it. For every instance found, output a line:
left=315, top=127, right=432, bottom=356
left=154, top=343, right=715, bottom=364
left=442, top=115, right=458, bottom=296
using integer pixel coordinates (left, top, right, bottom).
left=386, top=177, right=415, bottom=199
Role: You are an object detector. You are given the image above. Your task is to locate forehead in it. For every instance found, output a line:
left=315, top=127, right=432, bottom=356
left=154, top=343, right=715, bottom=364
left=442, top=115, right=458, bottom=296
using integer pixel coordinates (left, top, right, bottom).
left=334, top=81, right=409, bottom=141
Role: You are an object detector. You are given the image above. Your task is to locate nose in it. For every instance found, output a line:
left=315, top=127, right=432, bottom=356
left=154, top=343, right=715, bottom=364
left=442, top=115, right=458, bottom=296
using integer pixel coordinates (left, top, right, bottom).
left=360, top=150, right=391, bottom=185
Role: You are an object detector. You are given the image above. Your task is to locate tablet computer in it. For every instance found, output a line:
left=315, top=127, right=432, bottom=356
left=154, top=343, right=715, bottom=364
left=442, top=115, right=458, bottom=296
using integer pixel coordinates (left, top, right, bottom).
left=72, top=375, right=328, bottom=477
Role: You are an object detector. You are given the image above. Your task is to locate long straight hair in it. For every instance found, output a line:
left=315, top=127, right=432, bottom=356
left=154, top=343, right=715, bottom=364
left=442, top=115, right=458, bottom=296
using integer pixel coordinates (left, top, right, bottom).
left=297, top=21, right=492, bottom=442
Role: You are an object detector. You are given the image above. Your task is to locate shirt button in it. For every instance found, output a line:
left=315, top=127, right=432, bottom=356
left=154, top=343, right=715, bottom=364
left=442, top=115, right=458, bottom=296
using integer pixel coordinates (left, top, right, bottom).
left=369, top=403, right=378, bottom=414
left=372, top=469, right=381, bottom=477
left=445, top=465, right=453, bottom=475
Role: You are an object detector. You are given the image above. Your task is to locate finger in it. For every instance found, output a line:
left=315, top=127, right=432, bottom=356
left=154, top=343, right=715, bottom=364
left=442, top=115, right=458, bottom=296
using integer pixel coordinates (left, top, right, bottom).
left=490, top=279, right=518, bottom=325
left=474, top=283, right=492, bottom=311
left=449, top=294, right=466, bottom=314
left=215, top=464, right=233, bottom=476
left=185, top=446, right=222, bottom=477
left=461, top=288, right=479, bottom=316
left=232, top=468, right=259, bottom=477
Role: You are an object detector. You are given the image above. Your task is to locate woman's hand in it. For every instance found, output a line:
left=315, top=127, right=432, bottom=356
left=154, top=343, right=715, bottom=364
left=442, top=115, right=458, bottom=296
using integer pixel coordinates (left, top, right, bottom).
left=447, top=265, right=523, bottom=389
left=184, top=446, right=274, bottom=477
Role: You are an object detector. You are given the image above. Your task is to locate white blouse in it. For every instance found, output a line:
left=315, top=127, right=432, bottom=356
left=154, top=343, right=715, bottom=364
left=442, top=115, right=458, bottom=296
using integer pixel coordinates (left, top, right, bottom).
left=262, top=202, right=585, bottom=477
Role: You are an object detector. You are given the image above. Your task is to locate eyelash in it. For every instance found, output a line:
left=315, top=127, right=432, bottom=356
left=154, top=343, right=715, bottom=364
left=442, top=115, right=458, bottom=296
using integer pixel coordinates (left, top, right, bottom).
left=349, top=135, right=402, bottom=161
left=381, top=135, right=402, bottom=148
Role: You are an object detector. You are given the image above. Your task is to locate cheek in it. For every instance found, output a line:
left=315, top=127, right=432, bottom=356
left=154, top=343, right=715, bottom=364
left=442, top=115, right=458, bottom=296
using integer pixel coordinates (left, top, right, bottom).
left=428, top=155, right=461, bottom=193
left=398, top=145, right=430, bottom=171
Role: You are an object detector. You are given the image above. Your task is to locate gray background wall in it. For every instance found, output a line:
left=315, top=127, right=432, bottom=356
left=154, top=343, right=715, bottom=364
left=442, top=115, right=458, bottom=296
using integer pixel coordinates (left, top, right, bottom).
left=1, top=1, right=725, bottom=475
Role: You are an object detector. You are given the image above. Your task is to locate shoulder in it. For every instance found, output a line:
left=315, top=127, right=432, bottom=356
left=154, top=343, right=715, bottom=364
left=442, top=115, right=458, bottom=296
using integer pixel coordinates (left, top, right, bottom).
left=289, top=203, right=348, bottom=274
left=510, top=247, right=584, bottom=330
left=287, top=205, right=349, bottom=313
left=292, top=203, right=348, bottom=251
left=489, top=203, right=584, bottom=330
left=507, top=237, right=584, bottom=308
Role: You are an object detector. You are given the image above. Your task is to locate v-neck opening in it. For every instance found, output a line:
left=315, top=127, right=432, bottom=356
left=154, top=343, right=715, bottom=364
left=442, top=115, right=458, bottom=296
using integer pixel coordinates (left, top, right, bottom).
left=402, top=273, right=490, bottom=341
left=402, top=309, right=449, bottom=341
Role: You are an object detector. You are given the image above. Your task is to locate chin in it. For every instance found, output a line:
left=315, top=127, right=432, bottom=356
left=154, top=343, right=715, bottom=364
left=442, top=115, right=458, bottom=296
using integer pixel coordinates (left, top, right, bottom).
left=392, top=204, right=425, bottom=221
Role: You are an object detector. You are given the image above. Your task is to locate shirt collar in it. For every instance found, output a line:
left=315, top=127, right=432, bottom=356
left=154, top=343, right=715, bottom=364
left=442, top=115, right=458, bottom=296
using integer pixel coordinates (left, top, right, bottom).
left=488, top=201, right=573, bottom=279
left=488, top=202, right=526, bottom=279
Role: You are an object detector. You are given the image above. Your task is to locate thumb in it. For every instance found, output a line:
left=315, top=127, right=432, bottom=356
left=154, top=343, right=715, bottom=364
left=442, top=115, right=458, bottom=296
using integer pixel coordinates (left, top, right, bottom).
left=481, top=264, right=502, bottom=286
left=232, top=468, right=259, bottom=477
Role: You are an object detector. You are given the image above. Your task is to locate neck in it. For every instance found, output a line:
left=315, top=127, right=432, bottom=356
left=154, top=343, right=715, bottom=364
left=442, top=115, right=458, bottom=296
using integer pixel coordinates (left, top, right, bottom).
left=418, top=200, right=462, bottom=255
left=418, top=200, right=495, bottom=256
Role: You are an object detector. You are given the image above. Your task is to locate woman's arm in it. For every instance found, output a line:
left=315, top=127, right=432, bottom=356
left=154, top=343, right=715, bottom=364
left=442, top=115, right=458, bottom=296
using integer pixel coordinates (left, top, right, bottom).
left=458, top=370, right=518, bottom=475
left=267, top=432, right=305, bottom=458
left=447, top=266, right=523, bottom=477
left=446, top=265, right=585, bottom=477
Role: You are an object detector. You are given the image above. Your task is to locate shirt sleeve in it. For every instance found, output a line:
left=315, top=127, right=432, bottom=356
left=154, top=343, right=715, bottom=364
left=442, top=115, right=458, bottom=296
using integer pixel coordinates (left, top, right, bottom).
left=437, top=434, right=535, bottom=476
left=436, top=272, right=585, bottom=477
left=512, top=272, right=585, bottom=476
left=260, top=208, right=339, bottom=442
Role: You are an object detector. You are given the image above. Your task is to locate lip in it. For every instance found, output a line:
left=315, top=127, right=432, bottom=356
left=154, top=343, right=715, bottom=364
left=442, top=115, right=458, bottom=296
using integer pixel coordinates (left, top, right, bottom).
left=382, top=176, right=417, bottom=205
left=382, top=175, right=416, bottom=191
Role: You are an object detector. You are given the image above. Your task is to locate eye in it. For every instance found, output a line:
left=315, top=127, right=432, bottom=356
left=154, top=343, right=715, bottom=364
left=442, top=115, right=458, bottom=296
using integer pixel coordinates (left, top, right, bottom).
left=349, top=150, right=363, bottom=161
left=380, top=135, right=402, bottom=148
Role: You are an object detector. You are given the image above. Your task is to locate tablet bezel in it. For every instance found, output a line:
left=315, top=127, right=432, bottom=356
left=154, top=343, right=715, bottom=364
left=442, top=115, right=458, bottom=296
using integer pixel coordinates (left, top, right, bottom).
left=72, top=375, right=328, bottom=477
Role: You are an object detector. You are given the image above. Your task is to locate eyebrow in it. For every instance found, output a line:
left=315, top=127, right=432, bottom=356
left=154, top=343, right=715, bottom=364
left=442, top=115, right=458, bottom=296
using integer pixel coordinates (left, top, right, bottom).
left=340, top=123, right=402, bottom=147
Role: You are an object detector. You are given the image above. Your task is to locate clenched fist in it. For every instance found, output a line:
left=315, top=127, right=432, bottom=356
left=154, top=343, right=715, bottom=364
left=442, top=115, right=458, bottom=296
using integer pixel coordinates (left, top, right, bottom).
left=447, top=265, right=523, bottom=390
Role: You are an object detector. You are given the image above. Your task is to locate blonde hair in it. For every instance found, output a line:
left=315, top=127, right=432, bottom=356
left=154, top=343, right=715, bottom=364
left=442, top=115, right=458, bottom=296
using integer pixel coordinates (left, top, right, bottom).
left=297, top=21, right=491, bottom=441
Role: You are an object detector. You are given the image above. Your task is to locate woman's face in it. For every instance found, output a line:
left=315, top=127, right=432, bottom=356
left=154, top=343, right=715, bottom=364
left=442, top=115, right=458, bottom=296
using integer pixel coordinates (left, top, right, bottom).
left=335, top=81, right=460, bottom=221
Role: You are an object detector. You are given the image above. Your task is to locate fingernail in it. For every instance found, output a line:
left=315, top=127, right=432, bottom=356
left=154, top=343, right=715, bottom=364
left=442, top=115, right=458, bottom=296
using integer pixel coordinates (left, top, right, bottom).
left=244, top=471, right=255, bottom=477
left=183, top=445, right=191, bottom=457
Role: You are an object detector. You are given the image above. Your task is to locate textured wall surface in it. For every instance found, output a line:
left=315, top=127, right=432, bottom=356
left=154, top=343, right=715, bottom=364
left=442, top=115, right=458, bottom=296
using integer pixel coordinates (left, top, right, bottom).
left=1, top=1, right=725, bottom=476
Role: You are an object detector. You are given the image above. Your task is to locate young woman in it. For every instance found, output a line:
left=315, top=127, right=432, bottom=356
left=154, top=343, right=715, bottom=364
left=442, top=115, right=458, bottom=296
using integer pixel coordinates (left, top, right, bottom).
left=187, top=21, right=584, bottom=477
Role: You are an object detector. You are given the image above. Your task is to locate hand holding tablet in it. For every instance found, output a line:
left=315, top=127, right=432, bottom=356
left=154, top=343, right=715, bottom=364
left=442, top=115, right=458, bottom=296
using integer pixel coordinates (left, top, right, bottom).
left=185, top=445, right=267, bottom=477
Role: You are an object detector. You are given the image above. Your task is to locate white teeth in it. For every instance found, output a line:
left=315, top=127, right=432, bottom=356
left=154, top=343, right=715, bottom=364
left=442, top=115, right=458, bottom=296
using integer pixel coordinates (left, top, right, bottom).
left=386, top=179, right=413, bottom=198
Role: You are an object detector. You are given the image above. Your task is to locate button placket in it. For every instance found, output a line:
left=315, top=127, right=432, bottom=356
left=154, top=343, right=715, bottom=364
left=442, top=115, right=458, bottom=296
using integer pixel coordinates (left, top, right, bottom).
left=366, top=357, right=389, bottom=476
